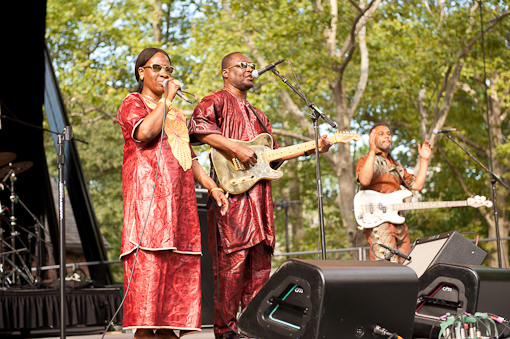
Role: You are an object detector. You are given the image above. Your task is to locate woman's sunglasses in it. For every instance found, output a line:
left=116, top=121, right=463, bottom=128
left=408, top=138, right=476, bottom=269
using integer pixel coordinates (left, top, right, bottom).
left=142, top=63, right=175, bottom=74
left=223, top=61, right=256, bottom=70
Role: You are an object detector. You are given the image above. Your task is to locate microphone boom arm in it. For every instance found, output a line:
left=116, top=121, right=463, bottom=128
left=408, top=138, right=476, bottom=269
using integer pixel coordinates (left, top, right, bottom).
left=270, top=69, right=336, bottom=128
left=269, top=67, right=337, bottom=260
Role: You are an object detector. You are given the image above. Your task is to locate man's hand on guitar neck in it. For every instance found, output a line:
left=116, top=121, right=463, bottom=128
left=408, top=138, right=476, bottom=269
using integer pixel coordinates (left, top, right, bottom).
left=280, top=134, right=333, bottom=160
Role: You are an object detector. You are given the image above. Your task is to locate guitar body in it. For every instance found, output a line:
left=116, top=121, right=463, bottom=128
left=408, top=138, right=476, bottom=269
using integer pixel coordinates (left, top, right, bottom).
left=211, top=134, right=283, bottom=194
left=354, top=190, right=492, bottom=229
left=354, top=190, right=412, bottom=229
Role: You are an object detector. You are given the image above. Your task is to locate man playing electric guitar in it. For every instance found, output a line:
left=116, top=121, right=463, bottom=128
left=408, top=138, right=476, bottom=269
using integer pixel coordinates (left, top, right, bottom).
left=356, top=123, right=432, bottom=263
left=189, top=52, right=332, bottom=339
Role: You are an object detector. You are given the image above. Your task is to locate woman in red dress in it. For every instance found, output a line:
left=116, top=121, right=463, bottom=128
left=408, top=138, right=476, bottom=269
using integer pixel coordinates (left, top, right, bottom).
left=117, top=47, right=228, bottom=339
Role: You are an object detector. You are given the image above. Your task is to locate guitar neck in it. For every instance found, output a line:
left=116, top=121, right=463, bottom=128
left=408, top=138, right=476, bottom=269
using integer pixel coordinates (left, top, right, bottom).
left=265, top=140, right=320, bottom=162
left=265, top=138, right=331, bottom=162
left=395, top=200, right=468, bottom=211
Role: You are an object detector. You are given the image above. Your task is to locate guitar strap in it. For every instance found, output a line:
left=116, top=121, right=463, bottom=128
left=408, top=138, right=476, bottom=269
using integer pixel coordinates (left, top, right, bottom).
left=248, top=104, right=284, bottom=170
left=390, top=156, right=412, bottom=218
left=391, top=156, right=412, bottom=191
left=248, top=104, right=270, bottom=135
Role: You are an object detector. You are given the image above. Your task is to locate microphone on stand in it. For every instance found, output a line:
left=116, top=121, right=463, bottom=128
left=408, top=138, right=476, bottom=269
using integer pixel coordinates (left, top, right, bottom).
left=433, top=128, right=457, bottom=135
left=252, top=59, right=286, bottom=79
left=378, top=243, right=412, bottom=261
left=162, top=79, right=197, bottom=104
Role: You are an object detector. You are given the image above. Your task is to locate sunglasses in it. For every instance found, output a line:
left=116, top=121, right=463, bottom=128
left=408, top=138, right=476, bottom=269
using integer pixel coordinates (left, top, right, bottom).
left=224, top=61, right=256, bottom=70
left=142, top=63, right=175, bottom=74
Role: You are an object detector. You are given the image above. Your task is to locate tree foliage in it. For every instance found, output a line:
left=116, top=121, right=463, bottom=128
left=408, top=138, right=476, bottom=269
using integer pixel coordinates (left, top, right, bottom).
left=45, top=0, right=510, bottom=275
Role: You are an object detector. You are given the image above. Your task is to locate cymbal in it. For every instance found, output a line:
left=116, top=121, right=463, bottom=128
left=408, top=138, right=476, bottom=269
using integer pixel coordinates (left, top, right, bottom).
left=0, top=152, right=16, bottom=168
left=0, top=161, right=33, bottom=178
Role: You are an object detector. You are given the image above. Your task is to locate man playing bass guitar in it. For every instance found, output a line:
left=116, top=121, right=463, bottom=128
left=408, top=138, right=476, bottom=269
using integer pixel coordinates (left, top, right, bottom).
left=356, top=123, right=432, bottom=263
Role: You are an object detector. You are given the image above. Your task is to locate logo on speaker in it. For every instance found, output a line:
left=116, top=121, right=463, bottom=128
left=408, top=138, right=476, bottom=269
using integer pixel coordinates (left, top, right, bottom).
left=294, top=287, right=304, bottom=294
left=442, top=286, right=453, bottom=292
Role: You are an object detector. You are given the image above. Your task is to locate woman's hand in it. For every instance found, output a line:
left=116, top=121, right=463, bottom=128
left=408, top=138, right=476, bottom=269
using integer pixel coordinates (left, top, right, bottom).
left=164, top=78, right=181, bottom=102
left=211, top=189, right=229, bottom=216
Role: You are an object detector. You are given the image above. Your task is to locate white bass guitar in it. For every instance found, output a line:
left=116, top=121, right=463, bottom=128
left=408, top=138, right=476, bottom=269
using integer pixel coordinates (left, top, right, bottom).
left=354, top=190, right=492, bottom=229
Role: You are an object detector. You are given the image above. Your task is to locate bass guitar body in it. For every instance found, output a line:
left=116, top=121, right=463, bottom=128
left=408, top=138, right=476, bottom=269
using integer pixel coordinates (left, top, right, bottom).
left=354, top=190, right=412, bottom=228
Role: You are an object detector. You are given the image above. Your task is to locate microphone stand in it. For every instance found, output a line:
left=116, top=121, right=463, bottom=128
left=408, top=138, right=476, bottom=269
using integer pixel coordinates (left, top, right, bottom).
left=271, top=68, right=336, bottom=260
left=442, top=132, right=508, bottom=268
left=58, top=126, right=73, bottom=339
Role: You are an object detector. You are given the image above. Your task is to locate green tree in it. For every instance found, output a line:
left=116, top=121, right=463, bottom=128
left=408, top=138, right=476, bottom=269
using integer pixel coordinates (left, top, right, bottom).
left=45, top=0, right=510, bottom=270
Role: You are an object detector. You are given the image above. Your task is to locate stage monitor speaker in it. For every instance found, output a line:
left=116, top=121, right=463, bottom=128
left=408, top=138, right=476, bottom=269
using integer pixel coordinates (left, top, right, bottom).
left=238, top=259, right=419, bottom=339
left=414, top=263, right=510, bottom=338
left=404, top=230, right=487, bottom=277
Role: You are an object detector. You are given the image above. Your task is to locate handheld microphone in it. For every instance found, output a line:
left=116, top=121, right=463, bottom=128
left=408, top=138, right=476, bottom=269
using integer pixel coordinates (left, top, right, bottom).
left=378, top=243, right=411, bottom=261
left=433, top=128, right=457, bottom=135
left=252, top=59, right=286, bottom=79
left=162, top=79, right=196, bottom=104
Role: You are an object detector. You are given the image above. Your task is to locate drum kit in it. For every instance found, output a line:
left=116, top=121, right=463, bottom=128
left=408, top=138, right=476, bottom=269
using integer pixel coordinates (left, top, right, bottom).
left=0, top=151, right=45, bottom=288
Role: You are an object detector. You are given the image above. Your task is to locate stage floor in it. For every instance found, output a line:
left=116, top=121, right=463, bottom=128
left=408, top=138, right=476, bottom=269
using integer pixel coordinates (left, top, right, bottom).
left=38, top=328, right=214, bottom=339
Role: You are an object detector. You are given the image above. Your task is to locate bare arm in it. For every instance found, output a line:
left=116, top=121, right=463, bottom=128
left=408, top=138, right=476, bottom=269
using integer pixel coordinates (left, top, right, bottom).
left=411, top=140, right=432, bottom=191
left=191, top=159, right=228, bottom=215
left=358, top=130, right=378, bottom=186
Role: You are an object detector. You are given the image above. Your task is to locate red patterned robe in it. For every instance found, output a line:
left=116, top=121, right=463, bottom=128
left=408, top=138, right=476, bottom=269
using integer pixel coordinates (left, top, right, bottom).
left=356, top=153, right=416, bottom=263
left=117, top=93, right=201, bottom=335
left=189, top=89, right=279, bottom=337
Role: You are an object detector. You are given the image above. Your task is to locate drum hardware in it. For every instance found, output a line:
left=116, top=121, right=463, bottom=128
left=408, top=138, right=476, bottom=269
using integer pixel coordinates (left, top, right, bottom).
left=0, top=152, right=16, bottom=168
left=0, top=157, right=41, bottom=287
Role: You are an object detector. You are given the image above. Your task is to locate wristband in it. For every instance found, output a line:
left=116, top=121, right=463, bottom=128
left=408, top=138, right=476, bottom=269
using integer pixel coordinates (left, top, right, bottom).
left=209, top=187, right=224, bottom=194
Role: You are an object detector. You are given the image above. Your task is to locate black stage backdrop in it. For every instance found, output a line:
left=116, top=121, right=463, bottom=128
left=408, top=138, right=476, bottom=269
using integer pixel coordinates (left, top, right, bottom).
left=0, top=1, right=112, bottom=285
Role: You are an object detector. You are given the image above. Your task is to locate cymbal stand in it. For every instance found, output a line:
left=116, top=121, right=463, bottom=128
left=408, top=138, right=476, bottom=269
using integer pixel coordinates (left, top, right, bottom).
left=0, top=170, right=35, bottom=286
left=8, top=169, right=19, bottom=284
left=1, top=183, right=50, bottom=285
left=3, top=182, right=52, bottom=285
left=0, top=237, right=34, bottom=286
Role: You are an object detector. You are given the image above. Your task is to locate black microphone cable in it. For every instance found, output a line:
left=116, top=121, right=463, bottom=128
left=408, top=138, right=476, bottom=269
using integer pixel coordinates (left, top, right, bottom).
left=101, top=85, right=171, bottom=339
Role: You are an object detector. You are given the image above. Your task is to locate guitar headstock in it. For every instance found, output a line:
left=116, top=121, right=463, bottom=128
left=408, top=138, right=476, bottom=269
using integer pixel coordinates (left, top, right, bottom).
left=467, top=195, right=493, bottom=208
left=330, top=131, right=361, bottom=144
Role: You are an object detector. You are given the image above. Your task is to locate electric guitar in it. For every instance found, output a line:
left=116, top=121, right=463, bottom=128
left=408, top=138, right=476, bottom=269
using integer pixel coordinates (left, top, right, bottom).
left=211, top=132, right=360, bottom=195
left=354, top=190, right=493, bottom=229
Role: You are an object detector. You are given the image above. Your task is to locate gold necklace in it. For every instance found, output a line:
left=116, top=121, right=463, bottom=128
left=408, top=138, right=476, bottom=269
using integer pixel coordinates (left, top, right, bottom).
left=142, top=94, right=160, bottom=104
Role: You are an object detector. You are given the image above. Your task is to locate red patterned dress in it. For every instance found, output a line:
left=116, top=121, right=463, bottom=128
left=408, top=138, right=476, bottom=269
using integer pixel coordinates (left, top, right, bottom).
left=117, top=93, right=201, bottom=336
left=189, top=89, right=279, bottom=337
left=356, top=153, right=416, bottom=263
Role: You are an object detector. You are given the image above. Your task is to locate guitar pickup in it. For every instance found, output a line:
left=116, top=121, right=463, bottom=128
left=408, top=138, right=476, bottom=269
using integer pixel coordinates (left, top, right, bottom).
left=232, top=158, right=248, bottom=171
left=230, top=175, right=256, bottom=185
